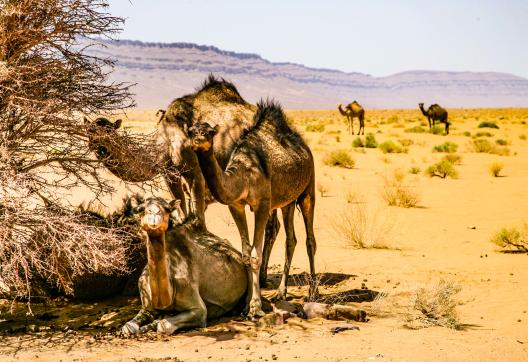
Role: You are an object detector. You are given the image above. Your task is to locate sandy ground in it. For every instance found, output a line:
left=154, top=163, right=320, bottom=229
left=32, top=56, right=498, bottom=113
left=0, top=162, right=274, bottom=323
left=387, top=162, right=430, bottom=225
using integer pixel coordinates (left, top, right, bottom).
left=1, top=108, right=528, bottom=361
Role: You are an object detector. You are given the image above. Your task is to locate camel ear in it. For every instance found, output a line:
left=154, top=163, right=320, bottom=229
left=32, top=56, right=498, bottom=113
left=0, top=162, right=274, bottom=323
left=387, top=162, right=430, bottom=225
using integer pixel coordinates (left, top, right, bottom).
left=212, top=124, right=220, bottom=135
left=168, top=199, right=181, bottom=211
left=129, top=196, right=144, bottom=214
left=114, top=119, right=122, bottom=129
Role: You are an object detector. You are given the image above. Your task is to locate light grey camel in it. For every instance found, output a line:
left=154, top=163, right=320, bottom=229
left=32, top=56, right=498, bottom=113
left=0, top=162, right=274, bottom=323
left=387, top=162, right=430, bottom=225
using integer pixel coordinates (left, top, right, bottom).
left=122, top=197, right=248, bottom=336
left=337, top=101, right=365, bottom=135
left=188, top=100, right=317, bottom=318
left=418, top=103, right=450, bottom=134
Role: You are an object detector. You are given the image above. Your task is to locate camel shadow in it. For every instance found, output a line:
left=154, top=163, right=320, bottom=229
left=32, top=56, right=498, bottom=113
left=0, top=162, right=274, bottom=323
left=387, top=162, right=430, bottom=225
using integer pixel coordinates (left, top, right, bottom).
left=265, top=272, right=357, bottom=289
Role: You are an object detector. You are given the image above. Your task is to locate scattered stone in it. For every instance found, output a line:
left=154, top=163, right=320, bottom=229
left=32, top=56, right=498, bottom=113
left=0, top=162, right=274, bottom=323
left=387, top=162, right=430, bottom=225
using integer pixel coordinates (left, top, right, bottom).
left=330, top=326, right=360, bottom=334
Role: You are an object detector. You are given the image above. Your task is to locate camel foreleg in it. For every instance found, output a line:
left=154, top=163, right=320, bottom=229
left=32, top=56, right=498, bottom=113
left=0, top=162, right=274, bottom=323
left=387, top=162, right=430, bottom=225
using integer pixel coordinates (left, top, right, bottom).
left=122, top=308, right=159, bottom=336
left=276, top=203, right=297, bottom=300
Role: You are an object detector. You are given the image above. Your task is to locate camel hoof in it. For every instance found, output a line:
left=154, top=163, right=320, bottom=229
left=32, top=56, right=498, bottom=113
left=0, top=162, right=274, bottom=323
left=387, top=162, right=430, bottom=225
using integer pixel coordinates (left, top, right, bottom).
left=248, top=300, right=266, bottom=320
left=157, top=319, right=177, bottom=335
left=121, top=321, right=140, bottom=336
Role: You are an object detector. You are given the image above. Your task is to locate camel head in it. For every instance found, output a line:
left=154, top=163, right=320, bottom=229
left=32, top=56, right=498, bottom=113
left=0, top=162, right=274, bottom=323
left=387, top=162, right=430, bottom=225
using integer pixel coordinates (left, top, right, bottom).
left=132, top=197, right=183, bottom=236
left=187, top=122, right=220, bottom=152
left=84, top=117, right=123, bottom=158
left=418, top=103, right=424, bottom=109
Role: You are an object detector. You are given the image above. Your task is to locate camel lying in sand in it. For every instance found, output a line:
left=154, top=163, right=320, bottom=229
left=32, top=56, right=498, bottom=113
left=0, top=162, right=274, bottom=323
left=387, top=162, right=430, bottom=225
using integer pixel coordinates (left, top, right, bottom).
left=122, top=197, right=248, bottom=335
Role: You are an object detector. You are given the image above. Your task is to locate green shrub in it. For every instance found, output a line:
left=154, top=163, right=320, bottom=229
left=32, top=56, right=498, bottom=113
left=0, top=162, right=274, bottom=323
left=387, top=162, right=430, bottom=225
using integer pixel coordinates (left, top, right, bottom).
left=495, top=139, right=509, bottom=146
left=478, top=121, right=499, bottom=129
left=352, top=137, right=364, bottom=148
left=378, top=140, right=405, bottom=154
left=305, top=124, right=325, bottom=132
left=433, top=142, right=458, bottom=153
left=426, top=160, right=458, bottom=179
left=463, top=131, right=471, bottom=137
left=323, top=150, right=355, bottom=168
left=490, top=224, right=528, bottom=252
left=365, top=133, right=378, bottom=148
left=429, top=125, right=445, bottom=135
left=474, top=131, right=492, bottom=138
left=489, top=162, right=504, bottom=177
left=472, top=139, right=494, bottom=153
left=520, top=134, right=527, bottom=140
left=405, top=126, right=426, bottom=133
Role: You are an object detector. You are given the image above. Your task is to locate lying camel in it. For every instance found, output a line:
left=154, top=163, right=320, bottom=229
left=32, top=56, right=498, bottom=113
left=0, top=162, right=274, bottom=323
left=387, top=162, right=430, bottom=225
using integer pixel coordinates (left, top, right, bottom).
left=122, top=197, right=248, bottom=335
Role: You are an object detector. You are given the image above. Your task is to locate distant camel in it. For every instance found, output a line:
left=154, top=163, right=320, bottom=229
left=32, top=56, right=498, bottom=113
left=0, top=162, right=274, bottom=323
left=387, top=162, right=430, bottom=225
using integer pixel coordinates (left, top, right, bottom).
left=418, top=103, right=450, bottom=134
left=337, top=101, right=365, bottom=135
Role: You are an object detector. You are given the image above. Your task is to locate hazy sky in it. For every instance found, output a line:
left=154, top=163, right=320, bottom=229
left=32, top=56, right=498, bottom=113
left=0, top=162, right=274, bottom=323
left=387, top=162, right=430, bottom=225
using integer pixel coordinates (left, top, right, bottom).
left=107, top=0, right=528, bottom=78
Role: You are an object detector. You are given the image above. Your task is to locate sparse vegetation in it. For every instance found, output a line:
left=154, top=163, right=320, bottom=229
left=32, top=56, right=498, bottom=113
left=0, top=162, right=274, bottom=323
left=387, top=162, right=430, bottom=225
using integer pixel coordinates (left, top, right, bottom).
left=365, top=132, right=378, bottom=148
left=405, top=125, right=426, bottom=133
left=305, top=123, right=325, bottom=132
left=331, top=202, right=393, bottom=249
left=520, top=134, right=527, bottom=140
left=489, top=162, right=504, bottom=177
left=474, top=131, right=492, bottom=137
left=409, top=166, right=421, bottom=175
left=490, top=224, right=528, bottom=252
left=442, top=154, right=462, bottom=165
left=323, top=150, right=355, bottom=168
left=429, top=125, right=444, bottom=135
left=317, top=182, right=329, bottom=197
left=495, top=138, right=509, bottom=146
left=398, top=139, right=414, bottom=147
left=378, top=140, right=406, bottom=154
left=426, top=159, right=458, bottom=179
left=381, top=170, right=420, bottom=207
left=352, top=137, right=364, bottom=148
left=463, top=131, right=471, bottom=137
left=433, top=142, right=458, bottom=153
left=471, top=139, right=510, bottom=155
left=478, top=121, right=499, bottom=129
left=404, top=280, right=462, bottom=330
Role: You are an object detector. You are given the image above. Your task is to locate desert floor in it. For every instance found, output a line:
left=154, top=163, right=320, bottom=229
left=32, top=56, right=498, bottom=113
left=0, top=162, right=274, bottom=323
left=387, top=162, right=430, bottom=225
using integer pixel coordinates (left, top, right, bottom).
left=1, top=108, right=528, bottom=361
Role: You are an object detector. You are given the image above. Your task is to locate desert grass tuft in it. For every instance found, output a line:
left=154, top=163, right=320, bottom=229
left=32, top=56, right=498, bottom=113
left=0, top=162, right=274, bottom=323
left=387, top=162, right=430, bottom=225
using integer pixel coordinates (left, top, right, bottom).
left=404, top=280, right=462, bottom=330
left=323, top=150, right=355, bottom=168
left=381, top=169, right=420, bottom=207
left=489, top=162, right=504, bottom=177
left=331, top=203, right=394, bottom=249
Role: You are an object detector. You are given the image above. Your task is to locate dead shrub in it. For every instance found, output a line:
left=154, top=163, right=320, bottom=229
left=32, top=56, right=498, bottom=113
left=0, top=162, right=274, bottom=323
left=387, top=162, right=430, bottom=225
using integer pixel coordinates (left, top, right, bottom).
left=404, top=280, right=462, bottom=330
left=331, top=202, right=394, bottom=249
left=381, top=170, right=420, bottom=207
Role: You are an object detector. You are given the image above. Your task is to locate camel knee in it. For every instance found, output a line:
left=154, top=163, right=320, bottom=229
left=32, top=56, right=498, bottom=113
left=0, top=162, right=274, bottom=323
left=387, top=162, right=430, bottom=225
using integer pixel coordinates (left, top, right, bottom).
left=250, top=255, right=261, bottom=271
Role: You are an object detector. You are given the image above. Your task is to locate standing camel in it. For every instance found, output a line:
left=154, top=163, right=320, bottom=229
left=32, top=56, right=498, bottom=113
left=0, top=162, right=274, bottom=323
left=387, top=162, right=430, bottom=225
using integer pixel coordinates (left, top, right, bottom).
left=418, top=103, right=450, bottom=134
left=337, top=101, right=365, bottom=135
left=188, top=100, right=317, bottom=318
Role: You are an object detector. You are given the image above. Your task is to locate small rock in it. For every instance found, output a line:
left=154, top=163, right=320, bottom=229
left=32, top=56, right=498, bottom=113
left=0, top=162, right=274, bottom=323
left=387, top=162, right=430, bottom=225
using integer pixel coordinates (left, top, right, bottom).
left=272, top=355, right=278, bottom=360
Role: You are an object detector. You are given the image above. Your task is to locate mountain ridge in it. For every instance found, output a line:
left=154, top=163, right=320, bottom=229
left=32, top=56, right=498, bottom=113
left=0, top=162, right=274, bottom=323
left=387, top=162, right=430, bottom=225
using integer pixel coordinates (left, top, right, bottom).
left=91, top=39, right=528, bottom=109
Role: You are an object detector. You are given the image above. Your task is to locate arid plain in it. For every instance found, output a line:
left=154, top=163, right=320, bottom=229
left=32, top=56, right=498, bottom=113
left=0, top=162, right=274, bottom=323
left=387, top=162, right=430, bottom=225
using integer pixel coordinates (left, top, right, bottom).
left=1, top=107, right=528, bottom=361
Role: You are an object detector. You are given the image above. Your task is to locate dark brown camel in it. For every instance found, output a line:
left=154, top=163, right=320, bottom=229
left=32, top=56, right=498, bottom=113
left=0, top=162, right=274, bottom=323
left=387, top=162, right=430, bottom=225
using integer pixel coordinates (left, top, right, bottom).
left=188, top=100, right=317, bottom=318
left=418, top=103, right=450, bottom=134
left=337, top=101, right=365, bottom=135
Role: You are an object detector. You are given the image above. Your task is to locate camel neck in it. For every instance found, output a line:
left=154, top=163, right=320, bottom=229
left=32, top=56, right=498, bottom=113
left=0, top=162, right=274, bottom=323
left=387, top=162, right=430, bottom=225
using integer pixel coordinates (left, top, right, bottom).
left=146, top=232, right=173, bottom=309
left=195, top=148, right=243, bottom=205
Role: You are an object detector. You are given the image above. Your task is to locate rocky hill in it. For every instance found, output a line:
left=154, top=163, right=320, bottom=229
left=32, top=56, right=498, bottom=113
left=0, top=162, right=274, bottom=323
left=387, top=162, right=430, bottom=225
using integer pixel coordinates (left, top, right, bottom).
left=89, top=39, right=528, bottom=109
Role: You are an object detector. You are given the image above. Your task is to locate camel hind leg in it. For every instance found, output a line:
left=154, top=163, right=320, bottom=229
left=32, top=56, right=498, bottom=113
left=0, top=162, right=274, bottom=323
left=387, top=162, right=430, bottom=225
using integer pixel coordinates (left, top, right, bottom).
left=297, top=182, right=318, bottom=298
left=276, top=203, right=298, bottom=299
left=358, top=112, right=365, bottom=135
